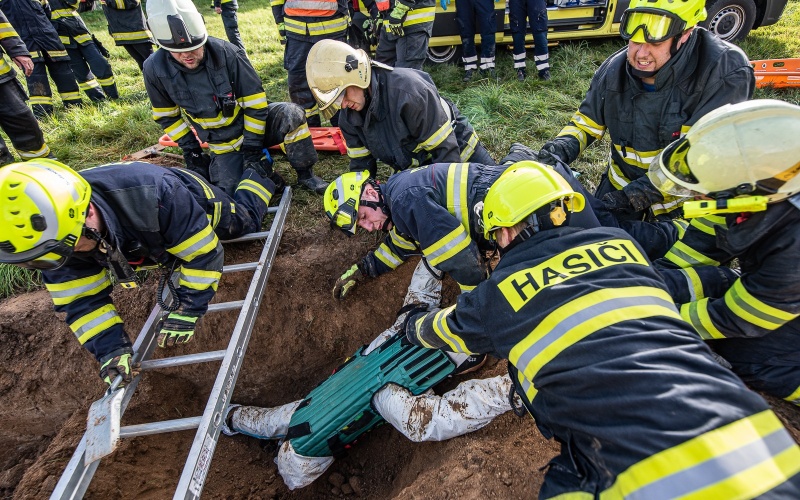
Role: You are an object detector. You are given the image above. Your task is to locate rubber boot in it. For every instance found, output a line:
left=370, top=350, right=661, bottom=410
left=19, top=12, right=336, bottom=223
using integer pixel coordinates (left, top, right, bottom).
left=0, top=147, right=14, bottom=166
left=222, top=401, right=301, bottom=438
left=296, top=169, right=327, bottom=195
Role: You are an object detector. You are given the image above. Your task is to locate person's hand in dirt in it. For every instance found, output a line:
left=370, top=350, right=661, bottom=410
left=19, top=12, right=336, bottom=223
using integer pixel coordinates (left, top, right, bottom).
left=157, top=312, right=200, bottom=348
left=99, top=348, right=135, bottom=387
left=333, top=263, right=365, bottom=300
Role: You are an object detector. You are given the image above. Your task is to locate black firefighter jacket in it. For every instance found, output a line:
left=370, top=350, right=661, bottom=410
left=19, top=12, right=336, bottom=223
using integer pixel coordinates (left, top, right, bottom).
left=98, top=0, right=150, bottom=45
left=0, top=0, right=69, bottom=61
left=0, top=8, right=29, bottom=83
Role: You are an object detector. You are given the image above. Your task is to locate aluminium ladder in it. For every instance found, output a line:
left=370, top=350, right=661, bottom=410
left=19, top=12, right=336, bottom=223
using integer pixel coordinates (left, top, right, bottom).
left=50, top=188, right=292, bottom=500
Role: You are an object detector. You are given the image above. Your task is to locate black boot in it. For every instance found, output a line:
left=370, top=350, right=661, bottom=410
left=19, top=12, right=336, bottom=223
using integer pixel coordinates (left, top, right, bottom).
left=296, top=169, right=327, bottom=195
left=462, top=69, right=474, bottom=82
left=538, top=69, right=551, bottom=81
left=516, top=68, right=526, bottom=81
left=0, top=147, right=14, bottom=166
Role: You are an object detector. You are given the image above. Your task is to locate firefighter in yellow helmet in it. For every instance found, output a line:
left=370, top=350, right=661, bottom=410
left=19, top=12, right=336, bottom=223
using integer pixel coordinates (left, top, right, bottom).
left=404, top=161, right=800, bottom=498
left=651, top=99, right=800, bottom=406
left=536, top=0, right=754, bottom=260
left=0, top=159, right=275, bottom=387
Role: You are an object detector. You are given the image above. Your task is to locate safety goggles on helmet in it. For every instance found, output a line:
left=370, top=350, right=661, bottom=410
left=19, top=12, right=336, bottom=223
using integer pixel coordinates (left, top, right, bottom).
left=620, top=8, right=687, bottom=44
left=324, top=171, right=372, bottom=235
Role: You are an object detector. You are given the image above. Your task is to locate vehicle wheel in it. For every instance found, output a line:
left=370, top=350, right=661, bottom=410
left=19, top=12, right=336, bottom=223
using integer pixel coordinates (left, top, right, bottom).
left=701, top=0, right=757, bottom=42
left=427, top=45, right=462, bottom=65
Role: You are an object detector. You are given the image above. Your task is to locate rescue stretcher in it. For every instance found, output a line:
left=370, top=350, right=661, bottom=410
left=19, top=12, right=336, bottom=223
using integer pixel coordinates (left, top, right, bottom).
left=159, top=126, right=348, bottom=154
left=751, top=58, right=800, bottom=89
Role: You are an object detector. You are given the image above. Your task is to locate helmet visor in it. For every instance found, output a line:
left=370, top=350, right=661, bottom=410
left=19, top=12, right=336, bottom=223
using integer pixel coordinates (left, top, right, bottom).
left=0, top=238, right=75, bottom=270
left=320, top=92, right=344, bottom=121
left=620, top=9, right=686, bottom=43
left=648, top=138, right=704, bottom=198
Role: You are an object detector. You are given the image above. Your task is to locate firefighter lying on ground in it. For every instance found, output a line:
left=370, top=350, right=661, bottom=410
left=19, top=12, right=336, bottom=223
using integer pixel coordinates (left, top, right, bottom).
left=143, top=0, right=327, bottom=195
left=222, top=260, right=517, bottom=490
left=306, top=39, right=494, bottom=179
left=536, top=0, right=754, bottom=259
left=404, top=161, right=800, bottom=498
left=324, top=144, right=607, bottom=300
left=650, top=99, right=800, bottom=407
left=0, top=159, right=277, bottom=387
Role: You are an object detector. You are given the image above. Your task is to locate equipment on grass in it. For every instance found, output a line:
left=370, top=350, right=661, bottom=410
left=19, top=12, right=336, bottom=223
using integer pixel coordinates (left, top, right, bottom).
left=159, top=127, right=347, bottom=154
left=751, top=58, right=800, bottom=89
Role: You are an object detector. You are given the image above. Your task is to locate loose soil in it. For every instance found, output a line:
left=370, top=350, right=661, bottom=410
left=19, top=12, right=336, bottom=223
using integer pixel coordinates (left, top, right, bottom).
left=1, top=219, right=799, bottom=500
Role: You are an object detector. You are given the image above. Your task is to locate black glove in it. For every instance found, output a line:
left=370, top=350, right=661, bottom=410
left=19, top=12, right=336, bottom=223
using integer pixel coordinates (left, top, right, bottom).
left=601, top=190, right=635, bottom=214
left=243, top=147, right=274, bottom=174
left=500, top=142, right=540, bottom=166
left=99, top=347, right=135, bottom=387
left=183, top=148, right=211, bottom=178
left=157, top=312, right=200, bottom=348
left=535, top=143, right=564, bottom=166
left=400, top=303, right=430, bottom=344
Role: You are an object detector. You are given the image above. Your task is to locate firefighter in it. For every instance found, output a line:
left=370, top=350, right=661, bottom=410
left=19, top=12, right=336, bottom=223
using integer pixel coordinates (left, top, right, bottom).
left=404, top=162, right=800, bottom=498
left=0, top=159, right=277, bottom=386
left=270, top=0, right=349, bottom=127
left=1, top=0, right=83, bottom=117
left=47, top=0, right=119, bottom=101
left=144, top=0, right=327, bottom=195
left=97, top=0, right=153, bottom=71
left=509, top=0, right=549, bottom=81
left=212, top=0, right=244, bottom=51
left=444, top=0, right=496, bottom=81
left=221, top=262, right=513, bottom=490
left=306, top=39, right=494, bottom=178
left=0, top=9, right=51, bottom=163
left=536, top=0, right=754, bottom=254
left=324, top=148, right=603, bottom=299
left=368, top=0, right=435, bottom=70
left=648, top=99, right=800, bottom=406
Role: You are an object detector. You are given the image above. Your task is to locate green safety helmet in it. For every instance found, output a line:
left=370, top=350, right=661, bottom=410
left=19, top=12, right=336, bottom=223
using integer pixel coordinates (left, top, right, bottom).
left=620, top=0, right=707, bottom=44
left=648, top=99, right=800, bottom=218
left=0, top=159, right=91, bottom=270
left=324, top=170, right=373, bottom=235
left=146, top=0, right=208, bottom=52
left=483, top=161, right=585, bottom=240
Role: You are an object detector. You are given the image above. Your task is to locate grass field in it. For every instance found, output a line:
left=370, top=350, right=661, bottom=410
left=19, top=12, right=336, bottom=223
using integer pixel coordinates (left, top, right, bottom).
left=1, top=0, right=799, bottom=297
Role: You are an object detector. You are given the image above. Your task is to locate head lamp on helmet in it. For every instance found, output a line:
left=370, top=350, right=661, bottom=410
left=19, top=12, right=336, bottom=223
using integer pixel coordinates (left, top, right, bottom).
left=620, top=0, right=706, bottom=44
left=306, top=40, right=372, bottom=119
left=0, top=160, right=91, bottom=270
left=482, top=161, right=585, bottom=241
left=324, top=171, right=372, bottom=235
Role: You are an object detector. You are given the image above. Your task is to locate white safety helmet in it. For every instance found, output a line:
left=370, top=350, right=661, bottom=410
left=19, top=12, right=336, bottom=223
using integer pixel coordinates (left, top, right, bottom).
left=648, top=99, right=800, bottom=217
left=306, top=40, right=373, bottom=120
left=146, top=0, right=208, bottom=52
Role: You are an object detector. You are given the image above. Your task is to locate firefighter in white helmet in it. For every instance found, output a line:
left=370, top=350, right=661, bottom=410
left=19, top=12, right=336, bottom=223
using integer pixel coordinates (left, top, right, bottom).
left=650, top=99, right=800, bottom=406
left=143, top=0, right=327, bottom=195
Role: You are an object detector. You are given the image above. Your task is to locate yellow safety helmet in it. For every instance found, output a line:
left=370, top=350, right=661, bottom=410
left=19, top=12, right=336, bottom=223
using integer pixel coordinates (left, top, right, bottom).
left=0, top=159, right=91, bottom=269
left=482, top=161, right=585, bottom=240
left=306, top=40, right=372, bottom=120
left=620, top=0, right=707, bottom=44
left=324, top=170, right=373, bottom=235
left=649, top=99, right=800, bottom=218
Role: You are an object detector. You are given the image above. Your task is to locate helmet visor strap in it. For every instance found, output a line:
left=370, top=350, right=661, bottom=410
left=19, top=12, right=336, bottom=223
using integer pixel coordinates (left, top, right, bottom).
left=330, top=203, right=358, bottom=234
left=0, top=239, right=76, bottom=270
left=621, top=9, right=686, bottom=43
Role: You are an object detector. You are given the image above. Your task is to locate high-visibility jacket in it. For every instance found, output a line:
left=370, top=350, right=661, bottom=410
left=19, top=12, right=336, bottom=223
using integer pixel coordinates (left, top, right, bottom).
left=271, top=0, right=349, bottom=41
left=41, top=162, right=232, bottom=363
left=143, top=37, right=269, bottom=156
left=48, top=0, right=93, bottom=47
left=364, top=0, right=435, bottom=34
left=341, top=67, right=483, bottom=175
left=0, top=0, right=69, bottom=62
left=0, top=9, right=28, bottom=83
left=407, top=225, right=800, bottom=498
left=545, top=29, right=754, bottom=218
left=98, top=0, right=150, bottom=46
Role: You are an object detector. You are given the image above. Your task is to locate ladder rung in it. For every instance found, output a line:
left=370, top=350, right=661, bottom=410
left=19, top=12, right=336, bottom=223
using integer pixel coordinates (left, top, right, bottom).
left=222, top=262, right=258, bottom=273
left=119, top=416, right=202, bottom=439
left=207, top=300, right=244, bottom=312
left=139, top=350, right=226, bottom=371
left=221, top=230, right=270, bottom=244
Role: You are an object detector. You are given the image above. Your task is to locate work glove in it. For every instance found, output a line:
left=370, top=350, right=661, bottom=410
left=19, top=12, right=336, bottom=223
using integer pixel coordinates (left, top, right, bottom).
left=388, top=2, right=410, bottom=36
left=333, top=263, right=364, bottom=300
left=157, top=312, right=200, bottom=348
left=243, top=147, right=274, bottom=175
left=440, top=0, right=450, bottom=10
left=400, top=303, right=430, bottom=344
left=183, top=148, right=211, bottom=178
left=99, top=348, right=134, bottom=387
left=601, top=190, right=636, bottom=214
left=362, top=17, right=382, bottom=46
left=535, top=142, right=564, bottom=166
left=277, top=22, right=287, bottom=45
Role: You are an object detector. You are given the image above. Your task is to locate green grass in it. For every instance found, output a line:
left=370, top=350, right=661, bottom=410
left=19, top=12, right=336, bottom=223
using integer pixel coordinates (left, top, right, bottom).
left=1, top=0, right=799, bottom=298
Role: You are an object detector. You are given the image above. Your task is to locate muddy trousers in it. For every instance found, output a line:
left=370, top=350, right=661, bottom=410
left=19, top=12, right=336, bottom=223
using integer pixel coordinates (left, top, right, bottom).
left=121, top=42, right=154, bottom=71
left=220, top=7, right=244, bottom=51
left=375, top=28, right=430, bottom=70
left=457, top=0, right=496, bottom=71
left=284, top=32, right=346, bottom=127
left=26, top=54, right=82, bottom=117
left=66, top=43, right=118, bottom=100
left=509, top=0, right=549, bottom=72
left=0, top=79, right=50, bottom=161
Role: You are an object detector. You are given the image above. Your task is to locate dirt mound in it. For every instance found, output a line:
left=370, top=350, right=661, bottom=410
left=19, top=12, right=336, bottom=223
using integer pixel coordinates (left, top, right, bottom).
left=2, top=219, right=799, bottom=499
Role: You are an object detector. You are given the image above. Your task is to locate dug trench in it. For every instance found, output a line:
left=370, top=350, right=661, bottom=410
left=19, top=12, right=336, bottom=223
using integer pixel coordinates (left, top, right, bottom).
left=1, top=220, right=799, bottom=499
